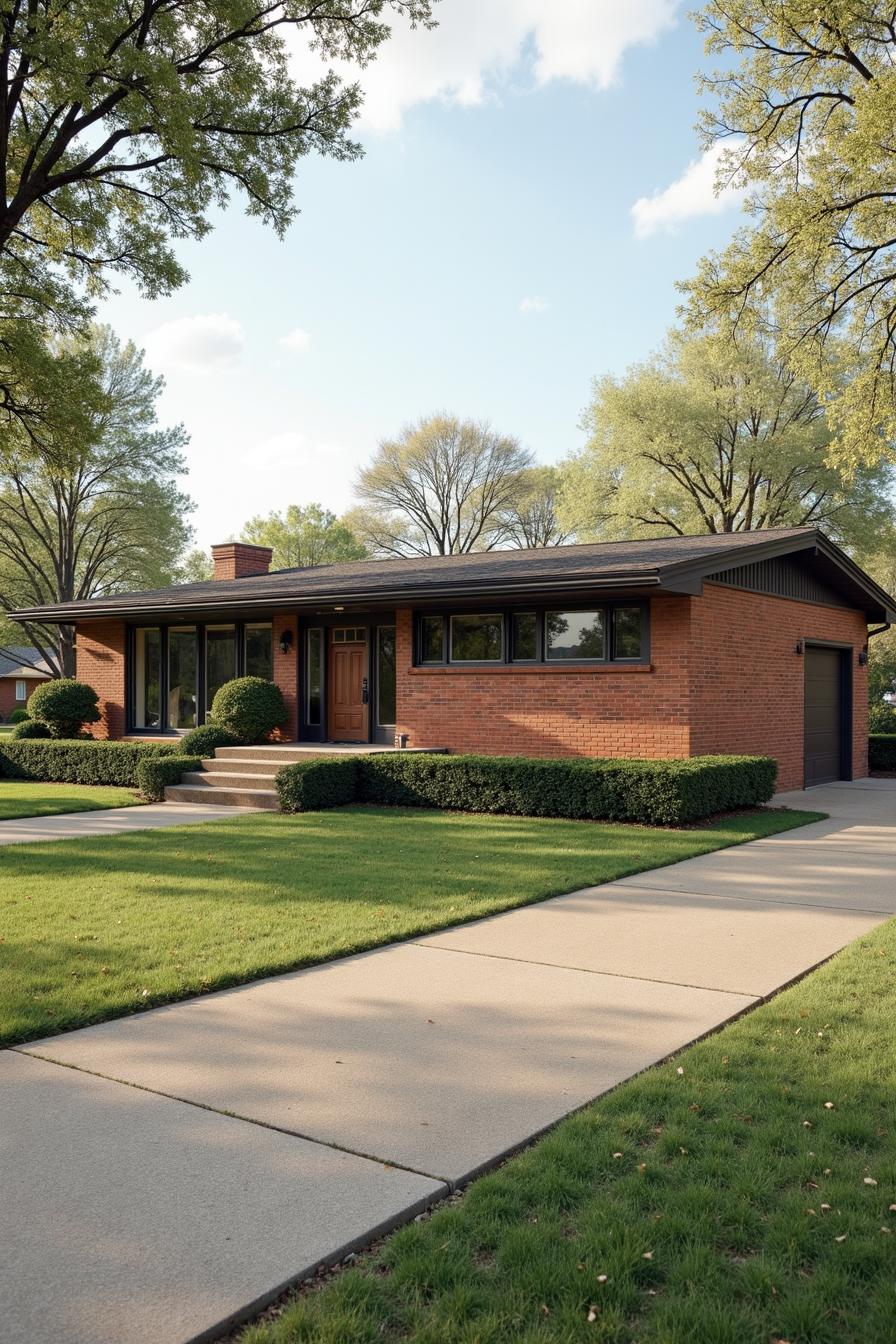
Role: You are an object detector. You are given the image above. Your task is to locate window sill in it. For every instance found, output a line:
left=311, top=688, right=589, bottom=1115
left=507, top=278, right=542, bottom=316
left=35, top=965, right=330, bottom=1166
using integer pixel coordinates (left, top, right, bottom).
left=408, top=662, right=653, bottom=676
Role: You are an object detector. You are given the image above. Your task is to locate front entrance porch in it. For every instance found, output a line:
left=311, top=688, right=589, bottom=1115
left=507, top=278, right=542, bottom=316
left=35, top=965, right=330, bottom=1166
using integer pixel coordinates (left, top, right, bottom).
left=164, top=742, right=447, bottom=810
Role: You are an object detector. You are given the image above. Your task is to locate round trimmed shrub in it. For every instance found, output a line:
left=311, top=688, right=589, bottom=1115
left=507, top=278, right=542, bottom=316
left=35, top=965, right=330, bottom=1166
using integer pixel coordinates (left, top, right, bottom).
left=10, top=718, right=52, bottom=739
left=8, top=707, right=30, bottom=724
left=27, top=678, right=100, bottom=739
left=178, top=723, right=242, bottom=756
left=209, top=677, right=286, bottom=744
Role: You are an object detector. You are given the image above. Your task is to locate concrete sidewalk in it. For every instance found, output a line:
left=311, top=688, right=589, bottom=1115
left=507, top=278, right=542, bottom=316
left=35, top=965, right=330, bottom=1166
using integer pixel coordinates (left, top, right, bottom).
left=0, top=799, right=258, bottom=844
left=4, top=780, right=895, bottom=1344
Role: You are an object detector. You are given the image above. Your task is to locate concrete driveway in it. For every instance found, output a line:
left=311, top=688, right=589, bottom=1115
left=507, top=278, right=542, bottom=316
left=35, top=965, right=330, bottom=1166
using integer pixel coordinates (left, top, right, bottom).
left=3, top=779, right=895, bottom=1344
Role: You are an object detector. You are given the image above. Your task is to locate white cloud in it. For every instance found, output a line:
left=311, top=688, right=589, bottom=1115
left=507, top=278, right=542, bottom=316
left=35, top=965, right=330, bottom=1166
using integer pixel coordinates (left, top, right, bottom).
left=631, top=140, right=747, bottom=239
left=246, top=432, right=344, bottom=471
left=519, top=295, right=549, bottom=315
left=287, top=0, right=678, bottom=134
left=279, top=326, right=312, bottom=353
left=143, top=313, right=245, bottom=372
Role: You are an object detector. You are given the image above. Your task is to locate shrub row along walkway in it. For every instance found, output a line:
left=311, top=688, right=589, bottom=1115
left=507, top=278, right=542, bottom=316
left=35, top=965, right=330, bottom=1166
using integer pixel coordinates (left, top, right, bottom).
left=4, top=780, right=896, bottom=1344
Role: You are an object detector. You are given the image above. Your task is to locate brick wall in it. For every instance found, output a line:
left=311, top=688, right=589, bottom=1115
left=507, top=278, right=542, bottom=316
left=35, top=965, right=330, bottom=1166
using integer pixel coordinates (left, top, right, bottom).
left=393, top=599, right=693, bottom=760
left=271, top=613, right=298, bottom=740
left=76, top=621, right=126, bottom=739
left=0, top=677, right=46, bottom=719
left=689, top=583, right=868, bottom=791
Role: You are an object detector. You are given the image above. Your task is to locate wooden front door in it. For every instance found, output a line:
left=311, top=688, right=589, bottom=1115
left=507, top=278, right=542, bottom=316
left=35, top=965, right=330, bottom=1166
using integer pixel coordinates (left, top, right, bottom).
left=328, top=632, right=369, bottom=741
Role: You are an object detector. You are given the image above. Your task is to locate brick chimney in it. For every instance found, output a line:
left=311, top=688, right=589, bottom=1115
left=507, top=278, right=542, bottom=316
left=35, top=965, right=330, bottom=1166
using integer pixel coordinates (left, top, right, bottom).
left=210, top=542, right=273, bottom=581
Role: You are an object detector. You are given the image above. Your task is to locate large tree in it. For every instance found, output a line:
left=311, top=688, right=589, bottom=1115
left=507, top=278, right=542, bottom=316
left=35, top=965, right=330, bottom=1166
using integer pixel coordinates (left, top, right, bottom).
left=352, top=414, right=534, bottom=556
left=0, top=324, right=192, bottom=674
left=684, top=0, right=896, bottom=469
left=563, top=328, right=896, bottom=546
left=493, top=466, right=574, bottom=549
left=0, top=0, right=434, bottom=428
left=241, top=502, right=366, bottom=569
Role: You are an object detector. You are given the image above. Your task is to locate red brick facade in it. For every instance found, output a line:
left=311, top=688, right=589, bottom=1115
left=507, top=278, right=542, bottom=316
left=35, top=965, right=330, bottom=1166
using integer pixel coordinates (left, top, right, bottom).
left=0, top=676, right=45, bottom=720
left=72, top=583, right=870, bottom=790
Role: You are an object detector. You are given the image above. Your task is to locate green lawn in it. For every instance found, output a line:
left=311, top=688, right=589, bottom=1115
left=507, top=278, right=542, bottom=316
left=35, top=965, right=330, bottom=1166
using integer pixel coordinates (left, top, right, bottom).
left=0, top=722, right=16, bottom=734
left=0, top=780, right=142, bottom=820
left=242, top=909, right=896, bottom=1344
left=0, top=805, right=819, bottom=1046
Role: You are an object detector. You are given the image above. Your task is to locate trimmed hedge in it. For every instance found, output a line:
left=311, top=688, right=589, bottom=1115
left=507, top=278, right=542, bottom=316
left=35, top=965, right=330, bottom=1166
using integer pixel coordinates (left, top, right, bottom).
left=276, top=752, right=778, bottom=825
left=27, top=678, right=100, bottom=738
left=10, top=719, right=51, bottom=739
left=8, top=707, right=29, bottom=724
left=136, top=754, right=203, bottom=802
left=870, top=734, right=896, bottom=771
left=0, top=739, right=175, bottom=786
left=210, top=676, right=286, bottom=744
left=178, top=723, right=241, bottom=756
left=277, top=758, right=358, bottom=813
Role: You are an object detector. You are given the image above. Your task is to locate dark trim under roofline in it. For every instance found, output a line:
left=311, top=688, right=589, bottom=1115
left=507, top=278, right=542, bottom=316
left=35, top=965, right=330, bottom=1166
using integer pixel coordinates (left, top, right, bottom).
left=8, top=527, right=896, bottom=626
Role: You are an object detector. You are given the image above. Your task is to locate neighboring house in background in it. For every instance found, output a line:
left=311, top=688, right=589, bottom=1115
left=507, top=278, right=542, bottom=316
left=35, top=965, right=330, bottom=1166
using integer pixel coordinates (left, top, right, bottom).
left=0, top=646, right=52, bottom=719
left=10, top=529, right=896, bottom=791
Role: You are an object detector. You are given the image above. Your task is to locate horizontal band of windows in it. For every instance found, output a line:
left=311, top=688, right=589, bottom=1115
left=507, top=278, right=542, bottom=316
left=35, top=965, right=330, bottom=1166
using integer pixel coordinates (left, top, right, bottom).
left=407, top=662, right=653, bottom=676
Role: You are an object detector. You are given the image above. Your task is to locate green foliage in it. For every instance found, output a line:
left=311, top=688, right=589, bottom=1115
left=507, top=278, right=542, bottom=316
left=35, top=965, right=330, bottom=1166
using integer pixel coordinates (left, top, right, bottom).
left=9, top=719, right=51, bottom=740
left=8, top=707, right=29, bottom=724
left=178, top=724, right=242, bottom=757
left=0, top=740, right=173, bottom=785
left=174, top=549, right=215, bottom=584
left=564, top=327, right=895, bottom=546
left=27, top=679, right=100, bottom=738
left=351, top=415, right=534, bottom=556
left=241, top=503, right=367, bottom=570
left=136, top=756, right=203, bottom=803
left=276, top=758, right=359, bottom=812
left=210, top=677, right=286, bottom=744
left=685, top=2, right=896, bottom=469
left=0, top=326, right=193, bottom=675
left=869, top=735, right=896, bottom=771
left=869, top=702, right=896, bottom=734
left=493, top=466, right=574, bottom=548
left=276, top=752, right=778, bottom=824
left=0, top=0, right=434, bottom=432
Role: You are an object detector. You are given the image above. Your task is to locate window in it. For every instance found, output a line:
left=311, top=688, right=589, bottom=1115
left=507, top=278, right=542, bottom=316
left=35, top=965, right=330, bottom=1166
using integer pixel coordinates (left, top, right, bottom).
left=511, top=612, right=537, bottom=661
left=168, top=627, right=197, bottom=730
left=419, top=615, right=444, bottom=663
left=14, top=679, right=27, bottom=702
left=205, top=625, right=237, bottom=713
left=245, top=623, right=273, bottom=680
left=377, top=626, right=397, bottom=726
left=612, top=606, right=644, bottom=661
left=134, top=627, right=162, bottom=728
left=449, top=613, right=503, bottom=662
left=332, top=627, right=367, bottom=643
left=545, top=610, right=605, bottom=661
left=306, top=628, right=323, bottom=726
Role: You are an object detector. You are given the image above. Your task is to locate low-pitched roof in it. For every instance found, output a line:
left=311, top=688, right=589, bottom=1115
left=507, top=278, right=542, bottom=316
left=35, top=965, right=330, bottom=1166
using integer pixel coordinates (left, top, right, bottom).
left=0, top=646, right=52, bottom=679
left=7, top=527, right=895, bottom=624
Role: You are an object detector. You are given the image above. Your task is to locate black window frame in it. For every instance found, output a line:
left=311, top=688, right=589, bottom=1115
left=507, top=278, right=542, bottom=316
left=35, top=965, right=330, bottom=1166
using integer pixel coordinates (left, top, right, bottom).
left=413, top=602, right=650, bottom=668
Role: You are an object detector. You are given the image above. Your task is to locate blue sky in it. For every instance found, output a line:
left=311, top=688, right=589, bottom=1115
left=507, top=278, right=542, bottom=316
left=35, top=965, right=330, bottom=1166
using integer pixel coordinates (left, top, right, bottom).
left=99, top=2, right=747, bottom=552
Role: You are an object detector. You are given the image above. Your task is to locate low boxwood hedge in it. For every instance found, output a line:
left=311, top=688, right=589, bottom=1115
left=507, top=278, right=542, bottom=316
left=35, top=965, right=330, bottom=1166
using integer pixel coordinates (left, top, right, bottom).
left=0, top=739, right=175, bottom=786
left=277, top=758, right=358, bottom=813
left=136, top=754, right=203, bottom=801
left=870, top=734, right=896, bottom=771
left=177, top=723, right=241, bottom=756
left=276, top=752, right=778, bottom=825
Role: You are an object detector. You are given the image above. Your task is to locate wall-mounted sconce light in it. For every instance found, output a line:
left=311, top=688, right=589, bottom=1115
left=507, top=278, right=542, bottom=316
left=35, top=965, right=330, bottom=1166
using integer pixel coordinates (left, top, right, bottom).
left=859, top=648, right=868, bottom=666
left=278, top=630, right=293, bottom=655
left=795, top=640, right=804, bottom=656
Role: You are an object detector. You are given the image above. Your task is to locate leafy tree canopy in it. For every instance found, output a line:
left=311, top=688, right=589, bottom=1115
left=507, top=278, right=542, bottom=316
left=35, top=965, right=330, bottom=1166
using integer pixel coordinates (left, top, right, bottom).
left=684, top=0, right=896, bottom=468
left=0, top=324, right=193, bottom=674
left=493, top=466, right=574, bottom=549
left=563, top=327, right=896, bottom=548
left=240, top=502, right=366, bottom=569
left=353, top=413, right=534, bottom=556
left=0, top=0, right=434, bottom=425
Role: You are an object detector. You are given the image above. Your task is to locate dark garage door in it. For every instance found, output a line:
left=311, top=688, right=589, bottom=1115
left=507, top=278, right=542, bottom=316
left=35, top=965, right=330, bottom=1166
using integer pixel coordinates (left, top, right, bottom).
left=804, top=647, right=845, bottom=787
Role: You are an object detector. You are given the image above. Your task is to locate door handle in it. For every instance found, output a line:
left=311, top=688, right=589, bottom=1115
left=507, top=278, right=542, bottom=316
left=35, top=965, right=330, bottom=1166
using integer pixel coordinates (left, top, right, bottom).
left=362, top=677, right=369, bottom=705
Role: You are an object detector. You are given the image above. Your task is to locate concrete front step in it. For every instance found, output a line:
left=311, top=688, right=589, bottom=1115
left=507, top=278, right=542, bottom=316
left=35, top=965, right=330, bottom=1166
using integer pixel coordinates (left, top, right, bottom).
left=215, top=745, right=376, bottom=764
left=201, top=757, right=284, bottom=776
left=165, top=783, right=279, bottom=811
left=182, top=771, right=279, bottom=790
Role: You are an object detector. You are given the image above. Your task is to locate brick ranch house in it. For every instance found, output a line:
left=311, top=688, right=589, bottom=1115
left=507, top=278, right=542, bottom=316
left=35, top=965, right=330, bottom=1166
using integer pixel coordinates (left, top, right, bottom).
left=11, top=528, right=895, bottom=791
left=0, top=646, right=51, bottom=720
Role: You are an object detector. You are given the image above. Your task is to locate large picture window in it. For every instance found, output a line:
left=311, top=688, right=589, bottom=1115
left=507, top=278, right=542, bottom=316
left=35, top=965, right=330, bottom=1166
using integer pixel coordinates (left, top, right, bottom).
left=415, top=604, right=647, bottom=667
left=134, top=627, right=162, bottom=728
left=205, top=625, right=237, bottom=713
left=245, top=623, right=273, bottom=680
left=377, top=626, right=396, bottom=726
left=168, top=627, right=198, bottom=730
